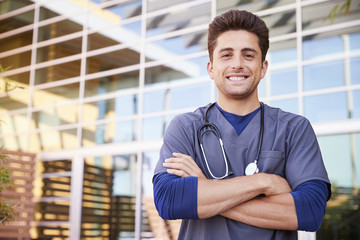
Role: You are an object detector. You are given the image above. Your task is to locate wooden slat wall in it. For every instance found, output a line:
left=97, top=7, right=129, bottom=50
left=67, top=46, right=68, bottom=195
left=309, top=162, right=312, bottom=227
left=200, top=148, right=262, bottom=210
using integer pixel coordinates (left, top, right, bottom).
left=0, top=150, right=36, bottom=240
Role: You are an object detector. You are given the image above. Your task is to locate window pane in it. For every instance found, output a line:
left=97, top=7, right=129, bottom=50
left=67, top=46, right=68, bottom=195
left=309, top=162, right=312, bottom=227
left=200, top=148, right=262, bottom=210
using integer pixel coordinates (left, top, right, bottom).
left=169, top=82, right=211, bottom=110
left=37, top=37, right=82, bottom=63
left=1, top=71, right=30, bottom=90
left=38, top=19, right=83, bottom=42
left=0, top=113, right=28, bottom=135
left=35, top=60, right=81, bottom=84
left=82, top=120, right=135, bottom=146
left=145, top=28, right=207, bottom=62
left=32, top=104, right=79, bottom=129
left=0, top=50, right=31, bottom=70
left=86, top=48, right=140, bottom=74
left=146, top=2, right=211, bottom=37
left=30, top=128, right=78, bottom=151
left=0, top=90, right=29, bottom=112
left=87, top=20, right=141, bottom=51
left=0, top=30, right=33, bottom=52
left=351, top=57, right=360, bottom=84
left=269, top=98, right=298, bottom=114
left=269, top=39, right=297, bottom=66
left=33, top=83, right=80, bottom=107
left=83, top=95, right=138, bottom=122
left=304, top=92, right=348, bottom=122
left=143, top=89, right=167, bottom=114
left=143, top=116, right=164, bottom=140
left=302, top=1, right=360, bottom=31
left=270, top=67, right=297, bottom=96
left=89, top=0, right=142, bottom=22
left=0, top=0, right=33, bottom=15
left=217, top=0, right=295, bottom=13
left=84, top=70, right=139, bottom=98
left=350, top=32, right=360, bottom=51
left=0, top=9, right=34, bottom=34
left=303, top=35, right=343, bottom=61
left=352, top=90, right=360, bottom=119
left=262, top=9, right=296, bottom=38
left=145, top=55, right=208, bottom=86
left=304, top=60, right=344, bottom=91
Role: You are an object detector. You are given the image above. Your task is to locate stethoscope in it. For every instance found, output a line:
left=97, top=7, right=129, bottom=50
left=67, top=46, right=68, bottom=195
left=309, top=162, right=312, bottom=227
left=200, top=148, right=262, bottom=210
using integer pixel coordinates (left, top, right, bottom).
left=197, top=102, right=264, bottom=180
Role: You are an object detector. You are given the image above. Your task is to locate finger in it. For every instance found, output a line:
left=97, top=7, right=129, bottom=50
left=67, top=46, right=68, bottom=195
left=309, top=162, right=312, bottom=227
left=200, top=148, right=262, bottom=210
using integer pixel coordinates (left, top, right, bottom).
left=167, top=168, right=189, bottom=178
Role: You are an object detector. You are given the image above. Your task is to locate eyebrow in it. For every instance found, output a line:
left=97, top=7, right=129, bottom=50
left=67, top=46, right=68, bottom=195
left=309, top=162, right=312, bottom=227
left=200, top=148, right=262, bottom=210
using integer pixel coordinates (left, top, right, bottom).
left=218, top=47, right=258, bottom=54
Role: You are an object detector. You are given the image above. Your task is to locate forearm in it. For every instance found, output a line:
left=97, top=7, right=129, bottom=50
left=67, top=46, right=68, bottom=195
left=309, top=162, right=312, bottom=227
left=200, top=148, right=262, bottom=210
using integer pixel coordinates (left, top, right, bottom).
left=197, top=175, right=268, bottom=218
left=221, top=193, right=297, bottom=230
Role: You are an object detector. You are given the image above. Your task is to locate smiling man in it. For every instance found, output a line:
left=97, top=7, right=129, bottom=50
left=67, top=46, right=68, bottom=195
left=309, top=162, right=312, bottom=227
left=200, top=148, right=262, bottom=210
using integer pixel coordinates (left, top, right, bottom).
left=153, top=10, right=331, bottom=240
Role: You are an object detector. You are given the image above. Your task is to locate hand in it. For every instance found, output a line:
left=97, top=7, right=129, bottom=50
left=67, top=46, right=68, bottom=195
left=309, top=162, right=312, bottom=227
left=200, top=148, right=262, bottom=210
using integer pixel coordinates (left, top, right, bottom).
left=260, top=173, right=292, bottom=196
left=163, top=153, right=206, bottom=179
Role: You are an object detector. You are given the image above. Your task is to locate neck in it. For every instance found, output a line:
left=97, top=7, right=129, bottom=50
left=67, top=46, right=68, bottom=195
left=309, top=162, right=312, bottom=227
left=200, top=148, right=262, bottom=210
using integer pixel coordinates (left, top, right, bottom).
left=217, top=96, right=261, bottom=115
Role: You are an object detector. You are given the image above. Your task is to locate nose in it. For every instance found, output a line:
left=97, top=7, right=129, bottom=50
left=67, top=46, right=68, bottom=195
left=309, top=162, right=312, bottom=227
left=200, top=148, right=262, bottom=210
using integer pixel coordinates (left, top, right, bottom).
left=231, top=56, right=244, bottom=70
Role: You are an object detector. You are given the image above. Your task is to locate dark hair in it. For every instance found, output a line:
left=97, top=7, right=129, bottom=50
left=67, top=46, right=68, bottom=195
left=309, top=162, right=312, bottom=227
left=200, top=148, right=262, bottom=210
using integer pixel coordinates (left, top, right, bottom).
left=208, top=10, right=269, bottom=62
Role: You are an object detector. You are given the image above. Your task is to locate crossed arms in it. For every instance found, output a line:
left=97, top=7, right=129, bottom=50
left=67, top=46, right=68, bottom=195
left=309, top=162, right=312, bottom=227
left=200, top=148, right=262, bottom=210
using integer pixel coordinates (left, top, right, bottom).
left=159, top=152, right=298, bottom=230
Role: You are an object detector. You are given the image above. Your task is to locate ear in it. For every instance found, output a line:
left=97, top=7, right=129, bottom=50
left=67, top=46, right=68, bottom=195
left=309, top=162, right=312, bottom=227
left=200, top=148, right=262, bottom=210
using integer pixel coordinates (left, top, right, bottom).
left=261, top=60, right=268, bottom=79
left=207, top=61, right=214, bottom=79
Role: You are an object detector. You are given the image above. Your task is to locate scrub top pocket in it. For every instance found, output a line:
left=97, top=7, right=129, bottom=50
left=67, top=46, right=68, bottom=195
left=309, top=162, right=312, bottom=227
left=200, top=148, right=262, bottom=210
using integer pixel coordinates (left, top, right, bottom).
left=259, top=151, right=286, bottom=176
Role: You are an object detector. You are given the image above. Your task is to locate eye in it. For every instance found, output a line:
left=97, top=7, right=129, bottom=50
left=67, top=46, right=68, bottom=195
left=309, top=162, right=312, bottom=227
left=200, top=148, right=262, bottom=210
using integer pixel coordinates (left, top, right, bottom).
left=244, top=54, right=254, bottom=59
left=221, top=52, right=232, bottom=58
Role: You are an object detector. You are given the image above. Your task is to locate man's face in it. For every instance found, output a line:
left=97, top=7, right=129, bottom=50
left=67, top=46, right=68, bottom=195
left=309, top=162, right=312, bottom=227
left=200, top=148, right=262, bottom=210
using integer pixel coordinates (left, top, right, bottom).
left=207, top=30, right=268, bottom=102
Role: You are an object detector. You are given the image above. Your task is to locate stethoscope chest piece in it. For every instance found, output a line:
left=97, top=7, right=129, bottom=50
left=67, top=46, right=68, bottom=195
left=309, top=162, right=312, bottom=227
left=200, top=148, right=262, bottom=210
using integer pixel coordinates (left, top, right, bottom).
left=245, top=162, right=259, bottom=176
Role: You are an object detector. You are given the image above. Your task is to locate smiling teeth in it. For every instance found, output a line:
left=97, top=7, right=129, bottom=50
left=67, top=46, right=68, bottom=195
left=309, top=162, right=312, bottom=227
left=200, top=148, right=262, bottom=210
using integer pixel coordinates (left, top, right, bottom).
left=228, top=76, right=245, bottom=80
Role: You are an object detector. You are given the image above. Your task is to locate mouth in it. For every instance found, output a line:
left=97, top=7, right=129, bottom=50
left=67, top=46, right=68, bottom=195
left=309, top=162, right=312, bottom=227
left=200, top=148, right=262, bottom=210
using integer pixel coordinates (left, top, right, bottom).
left=226, top=74, right=248, bottom=81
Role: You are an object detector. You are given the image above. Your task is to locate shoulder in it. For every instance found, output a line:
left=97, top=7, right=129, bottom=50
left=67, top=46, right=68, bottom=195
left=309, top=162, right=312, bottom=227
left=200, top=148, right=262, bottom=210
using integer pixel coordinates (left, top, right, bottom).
left=264, top=104, right=310, bottom=129
left=169, top=104, right=210, bottom=130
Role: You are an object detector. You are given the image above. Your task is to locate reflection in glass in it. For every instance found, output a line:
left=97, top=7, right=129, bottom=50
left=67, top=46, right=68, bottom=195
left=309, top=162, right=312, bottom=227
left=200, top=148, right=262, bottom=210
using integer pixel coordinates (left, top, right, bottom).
left=0, top=9, right=34, bottom=34
left=317, top=133, right=360, bottom=239
left=269, top=98, right=298, bottom=114
left=81, top=154, right=138, bottom=238
left=143, top=116, right=163, bottom=141
left=262, top=9, right=296, bottom=38
left=86, top=48, right=140, bottom=74
left=83, top=95, right=137, bottom=122
left=304, top=60, right=344, bottom=91
left=352, top=90, right=360, bottom=119
left=145, top=55, right=208, bottom=86
left=146, top=2, right=211, bottom=37
left=0, top=113, right=28, bottom=136
left=1, top=51, right=31, bottom=70
left=38, top=19, right=83, bottom=42
left=90, top=0, right=142, bottom=21
left=33, top=83, right=80, bottom=107
left=30, top=128, right=78, bottom=151
left=84, top=70, right=139, bottom=97
left=303, top=35, right=344, bottom=61
left=304, top=92, right=347, bottom=122
left=350, top=32, right=360, bottom=51
left=33, top=159, right=72, bottom=238
left=0, top=90, right=29, bottom=112
left=82, top=120, right=135, bottom=146
left=302, top=1, right=360, bottom=31
left=39, top=5, right=59, bottom=21
left=217, top=0, right=294, bottom=14
left=145, top=29, right=207, bottom=62
left=351, top=57, right=360, bottom=84
left=0, top=0, right=33, bottom=15
left=36, top=37, right=82, bottom=63
left=270, top=67, right=297, bottom=95
left=35, top=60, right=81, bottom=84
left=87, top=20, right=141, bottom=51
left=0, top=30, right=33, bottom=52
left=32, top=104, right=79, bottom=129
left=269, top=39, right=297, bottom=66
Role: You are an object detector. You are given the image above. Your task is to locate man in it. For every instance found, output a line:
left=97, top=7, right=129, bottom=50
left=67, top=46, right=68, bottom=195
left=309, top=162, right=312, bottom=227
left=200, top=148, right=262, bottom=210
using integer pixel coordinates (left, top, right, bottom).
left=153, top=10, right=331, bottom=239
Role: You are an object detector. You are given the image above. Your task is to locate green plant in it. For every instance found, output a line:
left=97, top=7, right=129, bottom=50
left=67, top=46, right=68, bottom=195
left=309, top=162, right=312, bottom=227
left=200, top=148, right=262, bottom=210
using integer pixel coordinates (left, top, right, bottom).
left=324, top=0, right=360, bottom=23
left=0, top=65, right=16, bottom=224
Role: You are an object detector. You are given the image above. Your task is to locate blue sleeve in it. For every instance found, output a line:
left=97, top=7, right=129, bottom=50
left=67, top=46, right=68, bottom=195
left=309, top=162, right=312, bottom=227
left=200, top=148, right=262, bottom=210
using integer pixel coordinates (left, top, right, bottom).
left=153, top=171, right=199, bottom=220
left=290, top=180, right=331, bottom=231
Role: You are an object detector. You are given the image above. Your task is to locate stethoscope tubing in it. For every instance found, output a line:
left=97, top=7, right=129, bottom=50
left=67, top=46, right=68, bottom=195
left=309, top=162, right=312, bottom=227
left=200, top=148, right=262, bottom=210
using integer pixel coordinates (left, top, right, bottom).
left=197, top=102, right=264, bottom=179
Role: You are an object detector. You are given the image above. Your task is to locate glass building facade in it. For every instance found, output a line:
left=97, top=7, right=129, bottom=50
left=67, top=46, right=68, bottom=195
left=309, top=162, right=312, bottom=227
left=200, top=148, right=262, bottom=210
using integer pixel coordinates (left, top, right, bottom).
left=0, top=0, right=359, bottom=239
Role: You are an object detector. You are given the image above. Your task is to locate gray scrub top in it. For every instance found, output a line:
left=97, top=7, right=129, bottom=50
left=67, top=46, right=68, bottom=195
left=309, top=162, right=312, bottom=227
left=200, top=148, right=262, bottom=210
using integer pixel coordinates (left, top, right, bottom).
left=154, top=103, right=330, bottom=240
